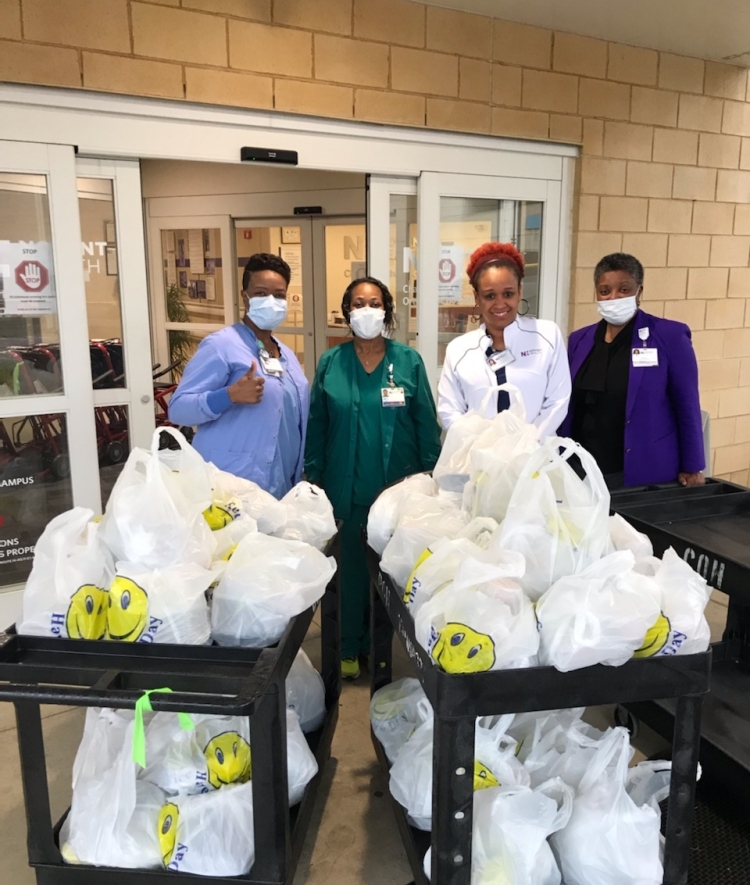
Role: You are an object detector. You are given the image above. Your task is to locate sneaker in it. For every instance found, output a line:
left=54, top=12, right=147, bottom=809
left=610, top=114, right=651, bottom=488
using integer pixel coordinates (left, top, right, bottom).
left=341, top=657, right=361, bottom=680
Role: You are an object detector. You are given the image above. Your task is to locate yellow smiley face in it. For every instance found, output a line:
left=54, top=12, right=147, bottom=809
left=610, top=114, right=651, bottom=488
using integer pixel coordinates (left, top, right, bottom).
left=107, top=576, right=149, bottom=642
left=473, top=760, right=500, bottom=791
left=204, top=731, right=252, bottom=790
left=431, top=622, right=496, bottom=674
left=157, top=803, right=179, bottom=866
left=633, top=612, right=671, bottom=658
left=203, top=503, right=239, bottom=531
left=66, top=584, right=108, bottom=640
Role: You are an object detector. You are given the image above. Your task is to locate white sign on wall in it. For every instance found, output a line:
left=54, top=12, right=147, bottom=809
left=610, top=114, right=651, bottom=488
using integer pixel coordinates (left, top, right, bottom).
left=437, top=244, right=464, bottom=305
left=0, top=241, right=56, bottom=315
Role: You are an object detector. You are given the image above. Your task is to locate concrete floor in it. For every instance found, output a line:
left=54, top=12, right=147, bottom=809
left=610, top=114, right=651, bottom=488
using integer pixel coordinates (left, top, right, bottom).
left=0, top=592, right=729, bottom=885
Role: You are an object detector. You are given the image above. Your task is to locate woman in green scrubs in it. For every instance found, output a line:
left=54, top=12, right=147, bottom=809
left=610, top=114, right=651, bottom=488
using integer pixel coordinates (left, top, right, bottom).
left=305, top=277, right=442, bottom=679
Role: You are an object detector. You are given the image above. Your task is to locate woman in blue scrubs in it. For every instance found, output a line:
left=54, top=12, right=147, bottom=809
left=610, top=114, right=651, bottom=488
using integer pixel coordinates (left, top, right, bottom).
left=169, top=253, right=309, bottom=498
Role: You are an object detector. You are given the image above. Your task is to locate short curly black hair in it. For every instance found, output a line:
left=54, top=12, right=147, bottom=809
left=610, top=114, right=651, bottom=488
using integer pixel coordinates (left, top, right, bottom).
left=594, top=253, right=644, bottom=288
left=341, top=276, right=396, bottom=332
left=242, top=252, right=291, bottom=290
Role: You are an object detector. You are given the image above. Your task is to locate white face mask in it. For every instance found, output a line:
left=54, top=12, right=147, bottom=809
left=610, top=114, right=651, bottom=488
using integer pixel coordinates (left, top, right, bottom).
left=349, top=306, right=385, bottom=340
left=247, top=295, right=287, bottom=330
left=596, top=292, right=639, bottom=326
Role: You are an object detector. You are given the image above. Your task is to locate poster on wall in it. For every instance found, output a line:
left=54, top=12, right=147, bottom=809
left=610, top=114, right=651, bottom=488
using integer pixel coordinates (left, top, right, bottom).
left=437, top=245, right=464, bottom=305
left=0, top=241, right=56, bottom=316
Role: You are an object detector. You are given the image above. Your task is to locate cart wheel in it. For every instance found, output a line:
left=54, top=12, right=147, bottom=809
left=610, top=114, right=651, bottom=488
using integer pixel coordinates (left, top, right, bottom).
left=107, top=440, right=127, bottom=464
left=52, top=452, right=70, bottom=480
left=614, top=704, right=640, bottom=739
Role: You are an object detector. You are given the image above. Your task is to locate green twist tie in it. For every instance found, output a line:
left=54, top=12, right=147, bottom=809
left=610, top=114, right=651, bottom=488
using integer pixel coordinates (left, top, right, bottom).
left=132, top=687, right=194, bottom=768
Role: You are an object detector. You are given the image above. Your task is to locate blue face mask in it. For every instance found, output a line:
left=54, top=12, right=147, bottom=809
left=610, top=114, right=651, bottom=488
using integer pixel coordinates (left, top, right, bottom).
left=247, top=295, right=287, bottom=330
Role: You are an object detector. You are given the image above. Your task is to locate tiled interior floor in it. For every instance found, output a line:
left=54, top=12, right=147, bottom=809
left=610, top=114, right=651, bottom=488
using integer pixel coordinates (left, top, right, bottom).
left=0, top=591, right=729, bottom=885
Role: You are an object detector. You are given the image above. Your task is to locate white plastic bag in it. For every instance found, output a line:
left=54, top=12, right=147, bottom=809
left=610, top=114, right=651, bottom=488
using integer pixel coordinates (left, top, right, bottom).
left=608, top=514, right=653, bottom=561
left=273, top=481, right=336, bottom=550
left=433, top=385, right=523, bottom=495
left=19, top=507, right=113, bottom=639
left=367, top=473, right=438, bottom=556
left=286, top=650, right=326, bottom=733
left=100, top=430, right=216, bottom=570
left=499, top=439, right=611, bottom=600
left=381, top=496, right=468, bottom=590
left=208, top=462, right=287, bottom=535
left=415, top=557, right=537, bottom=674
left=522, top=718, right=617, bottom=790
left=552, top=728, right=665, bottom=885
left=108, top=562, right=213, bottom=645
left=466, top=778, right=574, bottom=885
left=156, top=427, right=214, bottom=512
left=403, top=536, right=485, bottom=614
left=157, top=780, right=255, bottom=876
left=286, top=708, right=319, bottom=804
left=212, top=533, right=336, bottom=647
left=463, top=394, right=541, bottom=523
left=370, top=677, right=429, bottom=764
left=536, top=551, right=662, bottom=671
left=212, top=514, right=258, bottom=562
left=60, top=708, right=164, bottom=869
left=635, top=548, right=712, bottom=658
left=390, top=708, right=526, bottom=831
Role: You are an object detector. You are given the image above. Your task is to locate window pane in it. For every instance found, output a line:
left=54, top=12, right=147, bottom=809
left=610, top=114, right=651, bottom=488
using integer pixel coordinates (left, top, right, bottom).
left=0, top=173, right=63, bottom=395
left=96, top=404, right=129, bottom=509
left=0, top=412, right=72, bottom=587
left=78, top=177, right=125, bottom=388
left=162, top=228, right=225, bottom=324
left=437, top=197, right=544, bottom=364
left=324, top=223, right=366, bottom=331
left=389, top=194, right=417, bottom=346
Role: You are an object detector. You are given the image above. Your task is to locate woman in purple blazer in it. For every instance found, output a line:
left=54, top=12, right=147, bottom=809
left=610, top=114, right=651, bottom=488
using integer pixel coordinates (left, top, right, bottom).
left=559, top=253, right=705, bottom=489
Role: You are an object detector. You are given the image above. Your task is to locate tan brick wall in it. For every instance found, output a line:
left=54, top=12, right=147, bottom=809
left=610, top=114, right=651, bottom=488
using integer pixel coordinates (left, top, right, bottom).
left=2, top=0, right=749, bottom=481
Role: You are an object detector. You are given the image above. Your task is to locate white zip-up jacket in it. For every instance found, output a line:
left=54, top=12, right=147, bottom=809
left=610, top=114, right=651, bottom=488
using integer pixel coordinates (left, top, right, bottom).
left=437, top=318, right=571, bottom=439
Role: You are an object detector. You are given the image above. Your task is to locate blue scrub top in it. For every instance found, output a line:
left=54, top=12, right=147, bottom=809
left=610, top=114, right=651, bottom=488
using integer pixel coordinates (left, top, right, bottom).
left=169, top=323, right=309, bottom=498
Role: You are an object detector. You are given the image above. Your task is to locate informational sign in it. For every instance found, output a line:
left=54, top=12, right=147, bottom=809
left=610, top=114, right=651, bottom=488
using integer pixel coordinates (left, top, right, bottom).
left=0, top=241, right=56, bottom=315
left=188, top=229, right=205, bottom=274
left=437, top=245, right=463, bottom=305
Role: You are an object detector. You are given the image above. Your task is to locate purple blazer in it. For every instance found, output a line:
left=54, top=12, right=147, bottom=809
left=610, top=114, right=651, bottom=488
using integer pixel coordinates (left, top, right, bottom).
left=559, top=310, right=705, bottom=486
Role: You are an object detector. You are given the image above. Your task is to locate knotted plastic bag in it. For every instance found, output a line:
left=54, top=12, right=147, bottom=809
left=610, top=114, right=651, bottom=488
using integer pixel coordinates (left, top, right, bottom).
left=19, top=507, right=113, bottom=639
left=108, top=562, right=213, bottom=646
left=608, top=514, right=653, bottom=562
left=286, top=649, right=326, bottom=733
left=370, top=677, right=430, bottom=764
left=551, top=728, right=667, bottom=885
left=367, top=473, right=438, bottom=556
left=211, top=533, right=336, bottom=647
left=536, top=551, right=661, bottom=672
left=498, top=438, right=611, bottom=601
left=273, top=481, right=336, bottom=550
left=415, top=556, right=537, bottom=674
left=99, top=428, right=216, bottom=570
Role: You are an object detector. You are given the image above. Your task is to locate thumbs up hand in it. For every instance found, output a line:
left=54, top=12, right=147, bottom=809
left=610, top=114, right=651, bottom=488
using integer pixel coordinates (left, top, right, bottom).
left=228, top=361, right=265, bottom=404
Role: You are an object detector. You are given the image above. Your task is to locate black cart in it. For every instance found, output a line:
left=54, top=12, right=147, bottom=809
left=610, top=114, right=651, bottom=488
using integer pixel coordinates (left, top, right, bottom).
left=611, top=479, right=750, bottom=800
left=0, top=535, right=341, bottom=885
left=367, top=546, right=711, bottom=885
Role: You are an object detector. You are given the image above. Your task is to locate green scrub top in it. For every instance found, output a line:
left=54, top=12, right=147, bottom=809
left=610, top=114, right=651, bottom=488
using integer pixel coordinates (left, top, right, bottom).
left=305, top=339, right=442, bottom=521
left=352, top=358, right=386, bottom=507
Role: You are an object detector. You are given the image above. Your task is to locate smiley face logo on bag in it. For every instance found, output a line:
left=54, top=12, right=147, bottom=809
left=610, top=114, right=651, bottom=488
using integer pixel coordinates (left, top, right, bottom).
left=107, top=576, right=149, bottom=642
left=633, top=612, right=671, bottom=658
left=66, top=584, right=108, bottom=640
left=473, top=760, right=500, bottom=790
left=404, top=547, right=433, bottom=605
left=157, top=802, right=179, bottom=866
left=203, top=501, right=240, bottom=531
left=204, top=732, right=252, bottom=789
left=431, top=623, right=496, bottom=673
left=220, top=543, right=238, bottom=562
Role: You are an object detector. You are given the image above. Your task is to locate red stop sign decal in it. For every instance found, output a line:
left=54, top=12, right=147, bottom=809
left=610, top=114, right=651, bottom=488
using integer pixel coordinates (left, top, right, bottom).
left=15, top=261, right=49, bottom=293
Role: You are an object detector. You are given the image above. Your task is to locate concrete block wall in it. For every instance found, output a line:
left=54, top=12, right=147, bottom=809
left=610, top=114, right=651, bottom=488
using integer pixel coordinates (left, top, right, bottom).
left=1, top=0, right=749, bottom=481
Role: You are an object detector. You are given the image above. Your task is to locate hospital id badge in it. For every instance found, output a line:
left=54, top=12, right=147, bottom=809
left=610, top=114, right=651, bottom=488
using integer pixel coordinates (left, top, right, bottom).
left=381, top=387, right=406, bottom=407
left=632, top=348, right=658, bottom=367
left=259, top=349, right=284, bottom=377
left=486, top=349, right=515, bottom=371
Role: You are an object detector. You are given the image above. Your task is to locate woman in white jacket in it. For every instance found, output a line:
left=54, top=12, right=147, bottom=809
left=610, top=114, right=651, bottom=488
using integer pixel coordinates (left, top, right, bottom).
left=437, top=241, right=571, bottom=439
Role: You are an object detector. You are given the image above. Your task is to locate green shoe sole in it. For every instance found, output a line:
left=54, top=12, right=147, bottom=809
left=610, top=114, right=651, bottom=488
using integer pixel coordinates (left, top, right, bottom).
left=341, top=657, right=361, bottom=680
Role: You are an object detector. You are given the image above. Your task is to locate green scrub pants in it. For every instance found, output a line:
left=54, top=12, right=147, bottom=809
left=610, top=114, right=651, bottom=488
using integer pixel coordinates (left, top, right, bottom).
left=339, top=502, right=372, bottom=660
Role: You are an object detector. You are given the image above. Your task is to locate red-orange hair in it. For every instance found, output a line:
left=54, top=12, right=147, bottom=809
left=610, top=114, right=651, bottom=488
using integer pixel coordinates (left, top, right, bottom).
left=466, top=242, right=525, bottom=287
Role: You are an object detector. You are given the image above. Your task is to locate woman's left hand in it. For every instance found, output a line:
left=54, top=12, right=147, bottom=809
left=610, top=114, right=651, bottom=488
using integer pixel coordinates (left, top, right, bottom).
left=678, top=471, right=705, bottom=487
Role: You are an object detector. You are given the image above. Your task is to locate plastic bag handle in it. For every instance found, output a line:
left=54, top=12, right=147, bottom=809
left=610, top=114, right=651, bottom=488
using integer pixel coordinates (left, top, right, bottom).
left=478, top=382, right=525, bottom=414
left=151, top=425, right=188, bottom=458
left=577, top=727, right=629, bottom=793
left=536, top=777, right=574, bottom=834
left=132, top=687, right=194, bottom=768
